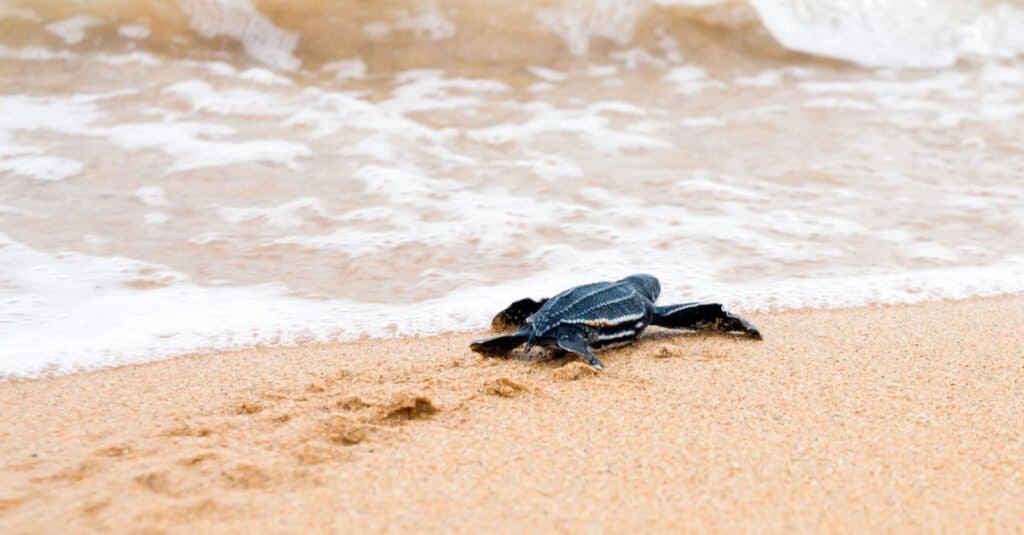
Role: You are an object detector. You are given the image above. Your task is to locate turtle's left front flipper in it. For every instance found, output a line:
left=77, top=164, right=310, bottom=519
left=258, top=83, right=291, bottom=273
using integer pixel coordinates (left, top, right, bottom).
left=471, top=330, right=530, bottom=356
left=554, top=328, right=605, bottom=369
left=652, top=303, right=761, bottom=339
left=490, top=297, right=548, bottom=331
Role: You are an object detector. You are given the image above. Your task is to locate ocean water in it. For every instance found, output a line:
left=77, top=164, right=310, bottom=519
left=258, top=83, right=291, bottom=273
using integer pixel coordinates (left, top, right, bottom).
left=2, top=0, right=1023, bottom=376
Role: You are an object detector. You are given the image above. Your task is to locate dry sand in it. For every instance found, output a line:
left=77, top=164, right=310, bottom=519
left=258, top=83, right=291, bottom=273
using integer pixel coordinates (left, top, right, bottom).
left=1, top=296, right=1023, bottom=533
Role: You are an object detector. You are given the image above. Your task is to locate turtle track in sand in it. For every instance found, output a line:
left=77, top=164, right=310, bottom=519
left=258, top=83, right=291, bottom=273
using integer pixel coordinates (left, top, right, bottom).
left=0, top=331, right=755, bottom=533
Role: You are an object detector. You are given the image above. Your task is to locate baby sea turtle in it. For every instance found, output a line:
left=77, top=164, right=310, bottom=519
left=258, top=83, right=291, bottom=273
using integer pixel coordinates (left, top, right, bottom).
left=470, top=274, right=760, bottom=369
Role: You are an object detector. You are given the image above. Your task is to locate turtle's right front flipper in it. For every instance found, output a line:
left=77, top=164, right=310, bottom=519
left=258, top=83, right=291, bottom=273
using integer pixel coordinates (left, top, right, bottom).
left=653, top=303, right=761, bottom=339
left=470, top=330, right=530, bottom=357
left=490, top=297, right=548, bottom=331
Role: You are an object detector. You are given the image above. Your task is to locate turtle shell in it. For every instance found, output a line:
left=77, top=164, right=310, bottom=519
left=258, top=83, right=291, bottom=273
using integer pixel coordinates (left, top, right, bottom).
left=527, top=279, right=652, bottom=339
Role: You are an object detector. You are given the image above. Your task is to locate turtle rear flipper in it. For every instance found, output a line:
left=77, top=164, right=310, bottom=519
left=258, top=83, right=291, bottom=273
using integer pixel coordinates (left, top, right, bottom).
left=652, top=303, right=761, bottom=339
left=471, top=331, right=530, bottom=356
left=491, top=297, right=548, bottom=331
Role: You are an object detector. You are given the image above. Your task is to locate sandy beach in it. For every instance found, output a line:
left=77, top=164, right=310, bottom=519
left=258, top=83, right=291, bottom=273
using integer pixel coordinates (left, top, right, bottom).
left=3, top=1, right=1024, bottom=533
left=1, top=295, right=1022, bottom=533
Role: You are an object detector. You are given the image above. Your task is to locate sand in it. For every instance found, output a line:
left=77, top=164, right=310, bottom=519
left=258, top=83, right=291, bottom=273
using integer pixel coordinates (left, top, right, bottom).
left=1, top=296, right=1023, bottom=533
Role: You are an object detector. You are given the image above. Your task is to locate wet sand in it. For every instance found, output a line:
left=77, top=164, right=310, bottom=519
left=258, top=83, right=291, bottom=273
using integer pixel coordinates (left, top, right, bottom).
left=2, top=296, right=1023, bottom=533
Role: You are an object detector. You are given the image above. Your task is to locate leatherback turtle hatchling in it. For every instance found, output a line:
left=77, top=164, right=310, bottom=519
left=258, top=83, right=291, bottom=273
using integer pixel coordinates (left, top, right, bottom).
left=470, top=274, right=760, bottom=369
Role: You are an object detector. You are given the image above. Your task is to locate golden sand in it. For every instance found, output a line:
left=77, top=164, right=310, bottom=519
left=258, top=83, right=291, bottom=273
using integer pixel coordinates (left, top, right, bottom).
left=2, top=296, right=1023, bottom=533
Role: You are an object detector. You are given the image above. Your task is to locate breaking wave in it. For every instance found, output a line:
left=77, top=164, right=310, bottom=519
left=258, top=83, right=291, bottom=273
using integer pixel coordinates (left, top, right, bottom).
left=2, top=0, right=1022, bottom=69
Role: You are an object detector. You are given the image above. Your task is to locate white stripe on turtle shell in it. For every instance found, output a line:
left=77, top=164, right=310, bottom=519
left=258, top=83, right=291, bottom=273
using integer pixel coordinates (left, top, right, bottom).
left=585, top=311, right=645, bottom=328
left=594, top=329, right=636, bottom=341
left=563, top=309, right=645, bottom=327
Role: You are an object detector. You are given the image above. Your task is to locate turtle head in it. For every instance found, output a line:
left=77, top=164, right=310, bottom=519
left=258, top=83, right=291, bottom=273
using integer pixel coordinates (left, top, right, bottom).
left=622, top=273, right=660, bottom=301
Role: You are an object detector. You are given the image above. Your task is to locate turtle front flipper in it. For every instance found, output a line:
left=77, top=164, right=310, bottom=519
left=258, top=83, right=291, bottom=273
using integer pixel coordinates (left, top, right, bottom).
left=491, top=297, right=548, bottom=331
left=554, top=328, right=605, bottom=370
left=652, top=303, right=761, bottom=339
left=471, top=330, right=530, bottom=357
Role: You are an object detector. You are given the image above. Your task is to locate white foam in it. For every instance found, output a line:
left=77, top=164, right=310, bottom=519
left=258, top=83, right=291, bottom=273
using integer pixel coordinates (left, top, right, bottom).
left=0, top=45, right=76, bottom=61
left=144, top=212, right=170, bottom=225
left=0, top=156, right=82, bottom=181
left=2, top=91, right=311, bottom=175
left=587, top=100, right=647, bottom=116
left=588, top=64, right=619, bottom=77
left=383, top=71, right=510, bottom=113
left=180, top=0, right=300, bottom=70
left=275, top=164, right=584, bottom=255
left=118, top=24, right=151, bottom=40
left=104, top=121, right=311, bottom=173
left=798, top=72, right=969, bottom=96
left=5, top=224, right=1023, bottom=378
left=162, top=79, right=292, bottom=115
left=611, top=48, right=670, bottom=70
left=804, top=98, right=876, bottom=111
left=323, top=59, right=367, bottom=81
left=182, top=59, right=238, bottom=77
left=0, top=94, right=102, bottom=133
left=219, top=198, right=328, bottom=228
left=527, top=66, right=568, bottom=82
left=498, top=152, right=584, bottom=179
left=734, top=69, right=785, bottom=88
left=537, top=0, right=638, bottom=55
left=45, top=15, right=101, bottom=45
left=136, top=186, right=169, bottom=207
left=240, top=67, right=293, bottom=86
left=0, top=233, right=566, bottom=376
left=467, top=102, right=671, bottom=152
left=663, top=65, right=724, bottom=95
left=98, top=52, right=159, bottom=66
left=678, top=115, right=727, bottom=128
left=81, top=234, right=111, bottom=247
left=392, top=4, right=457, bottom=40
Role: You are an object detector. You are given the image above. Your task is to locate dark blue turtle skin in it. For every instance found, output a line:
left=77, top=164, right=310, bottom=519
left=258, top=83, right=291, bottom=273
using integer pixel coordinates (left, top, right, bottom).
left=470, top=274, right=760, bottom=369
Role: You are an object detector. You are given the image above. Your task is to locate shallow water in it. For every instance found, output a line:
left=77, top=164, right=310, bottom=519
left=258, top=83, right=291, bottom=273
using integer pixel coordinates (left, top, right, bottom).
left=2, top=0, right=1024, bottom=376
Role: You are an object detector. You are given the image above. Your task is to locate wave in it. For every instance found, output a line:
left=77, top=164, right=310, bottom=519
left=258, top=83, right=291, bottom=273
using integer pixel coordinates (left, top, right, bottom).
left=4, top=228, right=1023, bottom=376
left=1, top=0, right=1022, bottom=70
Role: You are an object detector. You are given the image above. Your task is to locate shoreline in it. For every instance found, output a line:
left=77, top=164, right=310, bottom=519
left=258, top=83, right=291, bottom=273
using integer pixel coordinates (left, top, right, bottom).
left=2, top=295, right=1023, bottom=532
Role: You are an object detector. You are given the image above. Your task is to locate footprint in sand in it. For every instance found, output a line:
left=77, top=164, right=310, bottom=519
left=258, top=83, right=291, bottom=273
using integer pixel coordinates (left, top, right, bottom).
left=307, top=390, right=439, bottom=454
left=135, top=470, right=178, bottom=496
left=552, top=362, right=600, bottom=381
left=178, top=452, right=218, bottom=467
left=485, top=377, right=532, bottom=398
left=80, top=498, right=111, bottom=516
left=377, top=392, right=438, bottom=423
left=162, top=423, right=213, bottom=438
left=220, top=463, right=273, bottom=489
left=322, top=415, right=369, bottom=445
left=235, top=401, right=263, bottom=415
left=32, top=459, right=102, bottom=484
left=94, top=444, right=134, bottom=458
left=138, top=497, right=222, bottom=523
left=336, top=395, right=371, bottom=411
left=0, top=497, right=24, bottom=513
left=295, top=442, right=355, bottom=465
